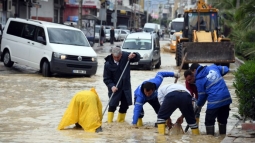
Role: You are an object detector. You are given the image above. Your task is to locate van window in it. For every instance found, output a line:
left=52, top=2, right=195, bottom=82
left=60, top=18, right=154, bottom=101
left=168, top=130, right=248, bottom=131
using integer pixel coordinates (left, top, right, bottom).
left=143, top=27, right=154, bottom=32
left=122, top=39, right=151, bottom=50
left=36, top=27, right=46, bottom=43
left=22, top=24, right=36, bottom=40
left=171, top=22, right=183, bottom=32
left=47, top=28, right=90, bottom=46
left=7, top=21, right=24, bottom=37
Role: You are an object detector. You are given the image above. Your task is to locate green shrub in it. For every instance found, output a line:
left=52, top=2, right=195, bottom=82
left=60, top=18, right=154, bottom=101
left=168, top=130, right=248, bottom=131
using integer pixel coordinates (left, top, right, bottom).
left=233, top=60, right=255, bottom=120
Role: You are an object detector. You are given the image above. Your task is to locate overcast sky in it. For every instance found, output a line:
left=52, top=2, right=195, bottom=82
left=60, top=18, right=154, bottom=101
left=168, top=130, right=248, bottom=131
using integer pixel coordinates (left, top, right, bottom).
left=144, top=0, right=169, bottom=12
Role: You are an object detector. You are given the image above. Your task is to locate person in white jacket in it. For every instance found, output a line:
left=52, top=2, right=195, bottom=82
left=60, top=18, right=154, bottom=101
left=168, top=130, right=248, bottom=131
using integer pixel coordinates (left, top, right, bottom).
left=157, top=84, right=199, bottom=135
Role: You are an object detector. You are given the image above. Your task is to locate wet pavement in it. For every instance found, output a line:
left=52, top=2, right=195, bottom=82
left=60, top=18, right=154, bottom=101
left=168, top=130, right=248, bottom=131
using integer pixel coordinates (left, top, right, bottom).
left=0, top=40, right=240, bottom=142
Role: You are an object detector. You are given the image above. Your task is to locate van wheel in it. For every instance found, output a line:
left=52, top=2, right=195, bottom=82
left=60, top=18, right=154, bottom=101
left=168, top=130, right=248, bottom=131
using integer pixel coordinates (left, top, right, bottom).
left=42, top=61, right=51, bottom=77
left=3, top=50, right=14, bottom=67
left=155, top=58, right=161, bottom=69
left=147, top=61, right=154, bottom=70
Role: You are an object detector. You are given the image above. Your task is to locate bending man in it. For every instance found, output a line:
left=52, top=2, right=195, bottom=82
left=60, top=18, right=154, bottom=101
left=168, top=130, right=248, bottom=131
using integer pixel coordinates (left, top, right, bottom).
left=132, top=71, right=179, bottom=126
left=157, top=84, right=199, bottom=135
left=190, top=63, right=231, bottom=135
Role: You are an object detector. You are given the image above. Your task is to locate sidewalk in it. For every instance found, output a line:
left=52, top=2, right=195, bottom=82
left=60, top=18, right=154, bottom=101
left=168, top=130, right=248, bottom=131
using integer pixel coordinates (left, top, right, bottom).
left=221, top=121, right=255, bottom=143
left=221, top=58, right=255, bottom=143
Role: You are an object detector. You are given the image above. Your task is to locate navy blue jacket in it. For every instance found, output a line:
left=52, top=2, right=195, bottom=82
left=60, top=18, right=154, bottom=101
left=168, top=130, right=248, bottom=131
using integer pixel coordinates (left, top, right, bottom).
left=103, top=51, right=140, bottom=106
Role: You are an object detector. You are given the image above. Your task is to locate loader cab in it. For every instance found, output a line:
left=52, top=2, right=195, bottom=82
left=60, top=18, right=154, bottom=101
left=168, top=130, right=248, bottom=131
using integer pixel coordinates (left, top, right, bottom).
left=183, top=12, right=218, bottom=40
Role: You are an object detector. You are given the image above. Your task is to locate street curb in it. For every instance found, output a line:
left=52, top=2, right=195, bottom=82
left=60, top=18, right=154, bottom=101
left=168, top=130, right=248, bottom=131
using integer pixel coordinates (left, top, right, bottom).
left=235, top=57, right=245, bottom=66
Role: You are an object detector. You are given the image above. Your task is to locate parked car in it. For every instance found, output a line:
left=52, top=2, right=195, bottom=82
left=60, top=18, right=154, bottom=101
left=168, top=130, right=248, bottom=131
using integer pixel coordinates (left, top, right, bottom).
left=170, top=32, right=182, bottom=53
left=120, top=32, right=161, bottom=70
left=117, top=25, right=128, bottom=30
left=105, top=29, right=110, bottom=42
left=0, top=18, right=98, bottom=77
left=114, top=29, right=121, bottom=41
left=119, top=29, right=130, bottom=41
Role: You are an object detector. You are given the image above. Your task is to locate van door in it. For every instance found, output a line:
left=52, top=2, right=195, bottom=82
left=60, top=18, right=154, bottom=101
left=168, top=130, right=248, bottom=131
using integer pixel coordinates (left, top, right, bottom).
left=20, top=24, right=37, bottom=67
left=29, top=26, right=47, bottom=69
left=152, top=39, right=160, bottom=65
left=5, top=21, right=27, bottom=63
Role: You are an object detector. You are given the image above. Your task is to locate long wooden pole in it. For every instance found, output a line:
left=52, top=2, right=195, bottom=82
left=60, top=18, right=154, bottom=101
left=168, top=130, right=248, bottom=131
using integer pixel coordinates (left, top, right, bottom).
left=174, top=53, right=187, bottom=83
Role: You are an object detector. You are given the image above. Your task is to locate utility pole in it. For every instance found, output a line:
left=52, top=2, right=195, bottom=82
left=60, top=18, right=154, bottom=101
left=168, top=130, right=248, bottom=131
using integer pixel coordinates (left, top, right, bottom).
left=159, top=3, right=162, bottom=26
left=133, top=1, right=136, bottom=28
left=114, top=0, right=117, bottom=28
left=26, top=1, right=29, bottom=19
left=78, top=0, right=82, bottom=29
left=146, top=0, right=151, bottom=23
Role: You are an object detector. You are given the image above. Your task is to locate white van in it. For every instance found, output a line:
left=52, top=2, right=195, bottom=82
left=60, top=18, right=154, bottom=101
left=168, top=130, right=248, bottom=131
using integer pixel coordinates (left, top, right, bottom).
left=143, top=23, right=161, bottom=33
left=169, top=17, right=184, bottom=39
left=0, top=18, right=98, bottom=77
left=143, top=23, right=161, bottom=48
left=121, top=32, right=161, bottom=70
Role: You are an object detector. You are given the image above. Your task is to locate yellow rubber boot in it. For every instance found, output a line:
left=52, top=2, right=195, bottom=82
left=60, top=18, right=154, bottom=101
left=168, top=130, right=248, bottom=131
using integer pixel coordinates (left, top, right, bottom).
left=196, top=118, right=200, bottom=126
left=117, top=113, right=126, bottom=122
left=158, top=124, right=166, bottom=135
left=191, top=128, right=200, bottom=135
left=107, top=112, right=114, bottom=123
left=137, top=118, right=143, bottom=127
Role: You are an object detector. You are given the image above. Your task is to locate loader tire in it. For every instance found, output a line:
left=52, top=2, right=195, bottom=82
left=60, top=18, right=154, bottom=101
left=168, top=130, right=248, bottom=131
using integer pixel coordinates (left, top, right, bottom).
left=176, top=43, right=189, bottom=69
left=176, top=43, right=182, bottom=66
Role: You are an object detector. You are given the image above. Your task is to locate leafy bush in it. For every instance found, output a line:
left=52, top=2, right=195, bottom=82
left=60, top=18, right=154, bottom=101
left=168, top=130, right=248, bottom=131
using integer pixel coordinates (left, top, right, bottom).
left=233, top=60, right=255, bottom=120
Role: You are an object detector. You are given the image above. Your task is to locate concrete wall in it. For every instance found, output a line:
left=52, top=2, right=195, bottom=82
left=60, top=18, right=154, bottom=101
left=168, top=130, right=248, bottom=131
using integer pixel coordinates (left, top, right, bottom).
left=30, top=1, right=54, bottom=22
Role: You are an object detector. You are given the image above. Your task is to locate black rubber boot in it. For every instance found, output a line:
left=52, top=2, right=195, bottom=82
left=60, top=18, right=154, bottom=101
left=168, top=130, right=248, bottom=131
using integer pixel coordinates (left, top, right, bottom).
left=75, top=123, right=82, bottom=128
left=219, top=124, right=227, bottom=134
left=96, top=126, right=103, bottom=133
left=206, top=126, right=215, bottom=136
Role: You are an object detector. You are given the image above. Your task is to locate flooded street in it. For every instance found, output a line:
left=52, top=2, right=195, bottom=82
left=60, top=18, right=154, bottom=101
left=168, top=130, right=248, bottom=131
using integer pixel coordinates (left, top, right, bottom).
left=0, top=41, right=239, bottom=143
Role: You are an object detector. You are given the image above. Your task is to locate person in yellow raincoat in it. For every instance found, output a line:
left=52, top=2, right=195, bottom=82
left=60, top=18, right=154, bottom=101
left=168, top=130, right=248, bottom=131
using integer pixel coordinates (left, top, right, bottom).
left=58, top=88, right=103, bottom=133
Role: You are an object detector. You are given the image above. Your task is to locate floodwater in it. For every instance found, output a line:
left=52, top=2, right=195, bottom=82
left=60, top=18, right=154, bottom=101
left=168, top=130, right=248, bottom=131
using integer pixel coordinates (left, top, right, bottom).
left=0, top=41, right=239, bottom=142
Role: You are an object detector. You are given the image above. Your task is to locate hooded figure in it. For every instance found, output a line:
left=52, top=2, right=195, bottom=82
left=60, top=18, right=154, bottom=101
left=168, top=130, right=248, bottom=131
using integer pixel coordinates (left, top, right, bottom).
left=57, top=88, right=103, bottom=133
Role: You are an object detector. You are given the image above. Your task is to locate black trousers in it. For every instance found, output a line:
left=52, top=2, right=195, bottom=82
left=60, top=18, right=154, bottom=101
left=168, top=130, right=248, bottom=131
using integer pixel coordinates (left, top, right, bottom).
left=108, top=91, right=129, bottom=113
left=157, top=91, right=196, bottom=128
left=205, top=104, right=230, bottom=126
left=110, top=36, right=114, bottom=44
left=135, top=97, right=160, bottom=118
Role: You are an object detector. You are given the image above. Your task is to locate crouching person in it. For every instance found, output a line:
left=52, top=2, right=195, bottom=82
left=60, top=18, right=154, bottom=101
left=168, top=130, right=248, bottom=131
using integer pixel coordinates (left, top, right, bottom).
left=58, top=88, right=103, bottom=133
left=157, top=84, right=199, bottom=135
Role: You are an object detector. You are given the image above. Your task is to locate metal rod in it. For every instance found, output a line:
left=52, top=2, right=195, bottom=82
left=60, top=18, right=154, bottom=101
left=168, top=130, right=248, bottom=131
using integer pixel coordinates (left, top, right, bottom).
left=102, top=60, right=130, bottom=116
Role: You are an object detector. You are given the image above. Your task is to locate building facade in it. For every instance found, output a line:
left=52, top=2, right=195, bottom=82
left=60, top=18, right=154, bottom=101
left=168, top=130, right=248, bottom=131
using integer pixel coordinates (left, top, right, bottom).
left=0, top=0, right=65, bottom=26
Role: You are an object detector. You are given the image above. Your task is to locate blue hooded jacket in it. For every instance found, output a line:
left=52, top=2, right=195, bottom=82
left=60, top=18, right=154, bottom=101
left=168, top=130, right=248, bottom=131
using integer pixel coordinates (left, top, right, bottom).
left=195, top=64, right=232, bottom=109
left=132, top=71, right=175, bottom=124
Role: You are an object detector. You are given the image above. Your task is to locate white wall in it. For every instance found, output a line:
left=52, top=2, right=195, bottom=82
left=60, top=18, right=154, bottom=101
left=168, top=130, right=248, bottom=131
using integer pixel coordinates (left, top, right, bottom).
left=122, top=0, right=129, bottom=6
left=30, top=1, right=54, bottom=19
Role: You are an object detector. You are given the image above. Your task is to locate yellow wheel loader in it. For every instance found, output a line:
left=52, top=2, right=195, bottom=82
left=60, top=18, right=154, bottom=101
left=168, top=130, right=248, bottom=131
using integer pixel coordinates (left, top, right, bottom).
left=176, top=0, right=235, bottom=69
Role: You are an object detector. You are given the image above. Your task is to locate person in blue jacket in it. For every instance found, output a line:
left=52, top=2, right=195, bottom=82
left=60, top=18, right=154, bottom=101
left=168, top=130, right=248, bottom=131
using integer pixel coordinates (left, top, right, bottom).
left=132, top=71, right=180, bottom=126
left=190, top=63, right=232, bottom=136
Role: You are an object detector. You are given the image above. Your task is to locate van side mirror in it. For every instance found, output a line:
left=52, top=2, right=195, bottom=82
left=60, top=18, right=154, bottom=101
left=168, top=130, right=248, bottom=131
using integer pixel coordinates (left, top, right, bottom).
left=154, top=46, right=160, bottom=50
left=37, top=37, right=46, bottom=45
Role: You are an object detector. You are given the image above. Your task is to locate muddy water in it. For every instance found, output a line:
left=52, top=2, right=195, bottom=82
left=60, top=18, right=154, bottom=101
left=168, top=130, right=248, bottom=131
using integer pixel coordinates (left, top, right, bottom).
left=0, top=42, right=239, bottom=142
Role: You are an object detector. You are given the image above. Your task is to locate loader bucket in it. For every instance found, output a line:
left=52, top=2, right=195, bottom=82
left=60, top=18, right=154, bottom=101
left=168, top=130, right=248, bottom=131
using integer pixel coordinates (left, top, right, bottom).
left=182, top=42, right=235, bottom=63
